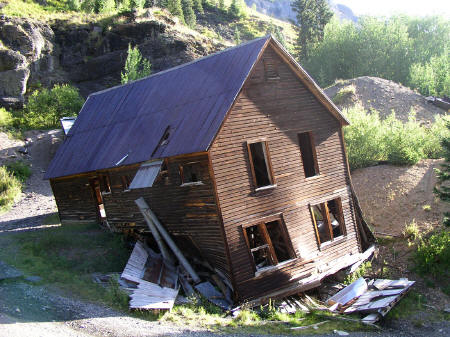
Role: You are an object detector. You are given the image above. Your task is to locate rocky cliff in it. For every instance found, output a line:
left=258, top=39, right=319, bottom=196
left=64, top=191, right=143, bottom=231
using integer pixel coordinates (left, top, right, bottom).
left=0, top=10, right=226, bottom=108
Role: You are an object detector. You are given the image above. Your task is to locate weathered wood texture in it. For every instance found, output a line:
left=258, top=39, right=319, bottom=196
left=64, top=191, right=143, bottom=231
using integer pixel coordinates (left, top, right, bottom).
left=210, top=45, right=361, bottom=301
left=100, top=154, right=231, bottom=281
left=50, top=175, right=99, bottom=224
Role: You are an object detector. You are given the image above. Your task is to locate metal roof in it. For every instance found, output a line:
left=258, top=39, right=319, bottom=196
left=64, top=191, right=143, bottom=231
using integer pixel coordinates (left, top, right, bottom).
left=45, top=36, right=270, bottom=179
left=45, top=35, right=349, bottom=179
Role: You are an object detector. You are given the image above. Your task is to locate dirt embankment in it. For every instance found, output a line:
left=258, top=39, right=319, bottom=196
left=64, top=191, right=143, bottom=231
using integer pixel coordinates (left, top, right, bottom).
left=324, top=76, right=447, bottom=123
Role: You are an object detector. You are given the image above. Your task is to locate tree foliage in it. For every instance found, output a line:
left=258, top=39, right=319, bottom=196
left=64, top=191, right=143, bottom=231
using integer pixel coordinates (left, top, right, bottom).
left=167, top=0, right=185, bottom=22
left=24, top=84, right=85, bottom=129
left=121, top=44, right=152, bottom=84
left=228, top=0, right=246, bottom=19
left=302, top=15, right=450, bottom=96
left=291, top=0, right=333, bottom=60
left=182, top=0, right=196, bottom=27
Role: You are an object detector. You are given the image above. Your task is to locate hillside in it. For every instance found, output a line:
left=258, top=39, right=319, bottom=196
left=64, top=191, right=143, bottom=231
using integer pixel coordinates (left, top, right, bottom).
left=325, top=76, right=448, bottom=123
left=0, top=1, right=296, bottom=108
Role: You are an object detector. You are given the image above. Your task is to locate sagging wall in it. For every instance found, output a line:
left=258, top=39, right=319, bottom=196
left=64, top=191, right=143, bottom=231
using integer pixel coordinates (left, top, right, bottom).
left=100, top=153, right=232, bottom=282
left=209, top=44, right=361, bottom=300
left=50, top=174, right=99, bottom=224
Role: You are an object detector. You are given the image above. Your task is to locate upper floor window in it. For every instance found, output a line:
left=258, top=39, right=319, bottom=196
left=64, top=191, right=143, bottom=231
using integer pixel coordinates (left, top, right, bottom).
left=247, top=141, right=275, bottom=190
left=242, top=216, right=295, bottom=272
left=179, top=162, right=202, bottom=185
left=310, top=198, right=346, bottom=246
left=298, top=132, right=319, bottom=178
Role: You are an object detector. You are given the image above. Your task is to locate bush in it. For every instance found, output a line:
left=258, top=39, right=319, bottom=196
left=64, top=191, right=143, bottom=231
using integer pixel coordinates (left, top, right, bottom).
left=332, top=85, right=356, bottom=105
left=0, top=107, right=14, bottom=128
left=6, top=161, right=31, bottom=182
left=23, top=84, right=84, bottom=129
left=0, top=166, right=22, bottom=213
left=409, top=53, right=450, bottom=97
left=343, top=105, right=386, bottom=169
left=343, top=106, right=446, bottom=169
left=414, top=230, right=450, bottom=278
left=384, top=113, right=427, bottom=165
left=121, top=44, right=152, bottom=84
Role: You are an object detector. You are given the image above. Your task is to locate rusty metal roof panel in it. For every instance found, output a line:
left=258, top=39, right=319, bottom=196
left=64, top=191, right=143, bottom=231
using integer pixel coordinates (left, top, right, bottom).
left=45, top=36, right=270, bottom=179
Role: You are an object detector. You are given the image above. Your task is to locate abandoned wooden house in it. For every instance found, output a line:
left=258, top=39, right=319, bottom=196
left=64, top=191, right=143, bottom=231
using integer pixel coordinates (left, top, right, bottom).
left=45, top=35, right=373, bottom=303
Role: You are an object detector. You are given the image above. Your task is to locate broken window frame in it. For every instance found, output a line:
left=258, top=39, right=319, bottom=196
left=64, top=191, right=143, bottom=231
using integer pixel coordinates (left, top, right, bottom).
left=179, top=161, right=203, bottom=186
left=310, top=198, right=346, bottom=248
left=100, top=174, right=111, bottom=194
left=298, top=131, right=320, bottom=178
left=247, top=140, right=276, bottom=191
left=242, top=214, right=296, bottom=274
left=121, top=175, right=132, bottom=191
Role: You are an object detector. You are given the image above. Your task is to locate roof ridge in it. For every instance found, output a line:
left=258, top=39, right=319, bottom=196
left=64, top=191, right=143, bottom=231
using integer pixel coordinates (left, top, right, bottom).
left=90, top=35, right=271, bottom=97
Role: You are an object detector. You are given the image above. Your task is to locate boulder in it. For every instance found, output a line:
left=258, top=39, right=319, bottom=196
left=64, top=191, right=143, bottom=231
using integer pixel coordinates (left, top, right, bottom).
left=0, top=68, right=30, bottom=97
left=0, top=49, right=27, bottom=71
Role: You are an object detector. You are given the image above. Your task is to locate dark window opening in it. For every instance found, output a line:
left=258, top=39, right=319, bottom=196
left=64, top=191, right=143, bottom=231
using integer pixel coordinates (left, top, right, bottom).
left=159, top=160, right=169, bottom=185
left=121, top=175, right=131, bottom=190
left=248, top=141, right=274, bottom=189
left=298, top=132, right=319, bottom=178
left=180, top=162, right=201, bottom=184
left=160, top=127, right=171, bottom=146
left=310, top=198, right=345, bottom=246
left=100, top=174, right=111, bottom=193
left=243, top=217, right=294, bottom=272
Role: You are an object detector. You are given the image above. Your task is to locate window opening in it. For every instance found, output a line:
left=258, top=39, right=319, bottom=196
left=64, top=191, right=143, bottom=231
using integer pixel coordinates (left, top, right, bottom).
left=180, top=162, right=201, bottom=184
left=243, top=218, right=294, bottom=272
left=121, top=175, right=131, bottom=190
left=101, top=174, right=111, bottom=193
left=248, top=141, right=274, bottom=188
left=298, top=132, right=319, bottom=178
left=263, top=59, right=280, bottom=80
left=310, top=198, right=345, bottom=246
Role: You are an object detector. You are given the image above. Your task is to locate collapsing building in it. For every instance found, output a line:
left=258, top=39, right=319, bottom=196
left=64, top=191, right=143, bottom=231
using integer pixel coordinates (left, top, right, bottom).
left=45, top=35, right=374, bottom=303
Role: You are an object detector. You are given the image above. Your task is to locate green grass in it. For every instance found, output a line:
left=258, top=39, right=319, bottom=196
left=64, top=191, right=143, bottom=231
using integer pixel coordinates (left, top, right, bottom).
left=386, top=291, right=425, bottom=320
left=0, top=165, right=22, bottom=213
left=332, top=84, right=356, bottom=105
left=5, top=160, right=31, bottom=182
left=0, top=219, right=131, bottom=310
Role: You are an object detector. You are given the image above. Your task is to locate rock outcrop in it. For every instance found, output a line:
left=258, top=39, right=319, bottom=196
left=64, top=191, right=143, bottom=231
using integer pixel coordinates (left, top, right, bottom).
left=0, top=16, right=56, bottom=108
left=0, top=10, right=226, bottom=108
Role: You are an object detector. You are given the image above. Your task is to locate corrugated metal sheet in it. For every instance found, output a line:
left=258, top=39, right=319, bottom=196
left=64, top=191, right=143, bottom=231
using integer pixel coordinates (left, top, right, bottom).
left=129, top=160, right=163, bottom=189
left=45, top=36, right=270, bottom=179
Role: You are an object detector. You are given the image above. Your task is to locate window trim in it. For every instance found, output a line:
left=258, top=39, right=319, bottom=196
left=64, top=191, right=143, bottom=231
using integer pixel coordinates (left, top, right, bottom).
left=241, top=214, right=296, bottom=273
left=179, top=161, right=202, bottom=185
left=246, top=140, right=275, bottom=190
left=298, top=131, right=320, bottom=178
left=309, top=198, right=346, bottom=249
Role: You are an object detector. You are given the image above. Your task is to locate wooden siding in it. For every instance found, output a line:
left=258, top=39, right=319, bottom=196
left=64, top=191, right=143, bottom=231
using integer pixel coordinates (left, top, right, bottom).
left=100, top=154, right=231, bottom=281
left=50, top=175, right=99, bottom=224
left=210, top=45, right=361, bottom=301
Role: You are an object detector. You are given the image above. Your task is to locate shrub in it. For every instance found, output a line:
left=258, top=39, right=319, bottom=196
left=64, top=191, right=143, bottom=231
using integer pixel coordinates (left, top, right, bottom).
left=423, top=115, right=450, bottom=159
left=384, top=112, right=427, bottom=165
left=343, top=105, right=386, bottom=169
left=0, top=107, right=14, bottom=128
left=403, top=220, right=419, bottom=240
left=414, top=230, right=450, bottom=278
left=0, top=166, right=22, bottom=213
left=121, top=44, right=152, bottom=84
left=409, top=53, right=450, bottom=97
left=23, top=84, right=84, bottom=129
left=130, top=0, right=145, bottom=10
left=332, top=85, right=356, bottom=105
left=6, top=161, right=31, bottom=183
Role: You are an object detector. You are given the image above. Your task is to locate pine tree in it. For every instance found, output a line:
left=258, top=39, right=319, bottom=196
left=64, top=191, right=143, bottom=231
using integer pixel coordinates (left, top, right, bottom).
left=234, top=26, right=241, bottom=45
left=229, top=0, right=246, bottom=18
left=182, top=0, right=196, bottom=27
left=193, top=0, right=203, bottom=13
left=130, top=0, right=145, bottom=9
left=434, top=121, right=450, bottom=226
left=291, top=0, right=333, bottom=61
left=121, top=44, right=152, bottom=84
left=167, top=0, right=184, bottom=23
left=218, top=0, right=225, bottom=11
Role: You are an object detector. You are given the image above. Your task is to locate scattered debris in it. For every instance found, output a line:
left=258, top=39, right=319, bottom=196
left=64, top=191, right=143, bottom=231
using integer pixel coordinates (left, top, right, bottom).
left=334, top=330, right=349, bottom=336
left=121, top=241, right=179, bottom=311
left=327, top=277, right=415, bottom=323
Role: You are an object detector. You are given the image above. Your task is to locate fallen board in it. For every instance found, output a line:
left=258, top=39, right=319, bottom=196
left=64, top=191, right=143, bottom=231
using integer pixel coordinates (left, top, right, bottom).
left=121, top=241, right=179, bottom=311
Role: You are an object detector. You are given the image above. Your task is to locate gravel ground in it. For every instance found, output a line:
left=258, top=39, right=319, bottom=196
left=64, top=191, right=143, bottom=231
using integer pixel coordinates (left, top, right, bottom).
left=1, top=130, right=449, bottom=336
